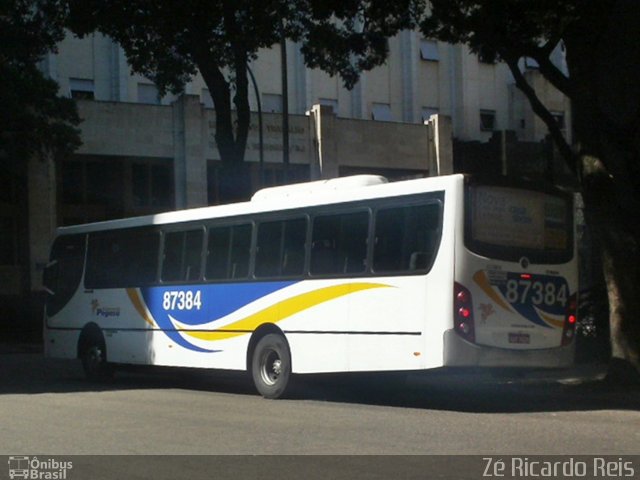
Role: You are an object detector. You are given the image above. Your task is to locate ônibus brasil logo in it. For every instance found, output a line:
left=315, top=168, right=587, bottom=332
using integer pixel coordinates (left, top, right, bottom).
left=7, top=456, right=72, bottom=479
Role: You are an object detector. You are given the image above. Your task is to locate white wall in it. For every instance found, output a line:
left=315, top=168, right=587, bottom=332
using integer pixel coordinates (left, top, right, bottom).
left=48, top=30, right=570, bottom=143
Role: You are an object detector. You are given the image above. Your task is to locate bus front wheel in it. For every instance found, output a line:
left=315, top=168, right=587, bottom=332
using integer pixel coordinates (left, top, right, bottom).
left=251, top=334, right=292, bottom=399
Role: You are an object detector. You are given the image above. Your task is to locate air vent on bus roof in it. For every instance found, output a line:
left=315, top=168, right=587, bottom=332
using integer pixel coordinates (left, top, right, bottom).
left=251, top=175, right=388, bottom=202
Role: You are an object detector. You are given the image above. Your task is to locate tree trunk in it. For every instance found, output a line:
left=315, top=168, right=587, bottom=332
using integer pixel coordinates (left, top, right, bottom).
left=580, top=156, right=640, bottom=384
left=193, top=45, right=252, bottom=203
left=564, top=0, right=640, bottom=383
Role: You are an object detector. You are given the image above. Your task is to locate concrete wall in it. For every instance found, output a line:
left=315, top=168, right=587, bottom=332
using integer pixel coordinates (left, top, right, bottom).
left=76, top=96, right=441, bottom=182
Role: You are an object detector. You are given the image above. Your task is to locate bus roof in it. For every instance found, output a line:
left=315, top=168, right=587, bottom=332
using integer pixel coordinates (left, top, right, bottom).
left=55, top=173, right=465, bottom=236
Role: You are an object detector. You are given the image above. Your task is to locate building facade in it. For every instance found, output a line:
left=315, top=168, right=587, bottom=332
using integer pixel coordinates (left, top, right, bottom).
left=0, top=30, right=570, bottom=336
left=44, top=31, right=570, bottom=143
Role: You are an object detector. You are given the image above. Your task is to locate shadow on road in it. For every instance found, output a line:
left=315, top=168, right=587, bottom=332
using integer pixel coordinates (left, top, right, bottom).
left=1, top=351, right=638, bottom=414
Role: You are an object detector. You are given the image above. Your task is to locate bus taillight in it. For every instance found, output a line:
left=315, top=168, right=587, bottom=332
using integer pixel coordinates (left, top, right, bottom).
left=454, top=282, right=475, bottom=343
left=561, top=293, right=578, bottom=346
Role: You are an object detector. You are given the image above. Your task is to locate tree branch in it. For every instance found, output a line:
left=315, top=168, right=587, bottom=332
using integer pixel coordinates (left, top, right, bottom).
left=520, top=44, right=573, bottom=98
left=532, top=52, right=573, bottom=99
left=504, top=55, right=577, bottom=174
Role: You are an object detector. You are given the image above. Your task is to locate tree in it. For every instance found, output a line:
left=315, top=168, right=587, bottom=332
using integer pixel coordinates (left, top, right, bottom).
left=420, top=0, right=640, bottom=382
left=66, top=0, right=418, bottom=201
left=0, top=0, right=81, bottom=165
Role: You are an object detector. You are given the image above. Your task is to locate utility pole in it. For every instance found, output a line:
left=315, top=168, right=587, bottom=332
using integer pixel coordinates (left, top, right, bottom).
left=280, top=23, right=290, bottom=183
left=246, top=65, right=264, bottom=189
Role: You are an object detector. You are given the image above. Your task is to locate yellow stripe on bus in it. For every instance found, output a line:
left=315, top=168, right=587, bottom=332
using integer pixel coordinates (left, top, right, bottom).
left=175, top=282, right=390, bottom=342
left=472, top=270, right=513, bottom=313
left=126, top=288, right=156, bottom=327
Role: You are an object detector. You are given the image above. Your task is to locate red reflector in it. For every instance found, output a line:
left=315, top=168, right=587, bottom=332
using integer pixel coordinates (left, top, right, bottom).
left=458, top=307, right=470, bottom=319
left=520, top=273, right=532, bottom=279
left=456, top=290, right=469, bottom=303
left=568, top=315, right=576, bottom=324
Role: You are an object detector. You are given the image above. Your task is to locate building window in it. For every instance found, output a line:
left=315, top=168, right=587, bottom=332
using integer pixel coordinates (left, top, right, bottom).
left=69, top=78, right=95, bottom=100
left=138, top=83, right=161, bottom=105
left=372, top=103, right=393, bottom=121
left=59, top=158, right=126, bottom=225
left=480, top=109, right=496, bottom=132
left=420, top=39, right=439, bottom=62
left=132, top=162, right=172, bottom=208
left=421, top=107, right=439, bottom=122
left=263, top=93, right=283, bottom=113
left=261, top=164, right=309, bottom=189
left=59, top=157, right=173, bottom=225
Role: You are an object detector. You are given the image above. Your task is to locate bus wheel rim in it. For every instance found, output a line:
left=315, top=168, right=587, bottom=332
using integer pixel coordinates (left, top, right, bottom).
left=260, top=349, right=282, bottom=386
left=86, top=346, right=103, bottom=370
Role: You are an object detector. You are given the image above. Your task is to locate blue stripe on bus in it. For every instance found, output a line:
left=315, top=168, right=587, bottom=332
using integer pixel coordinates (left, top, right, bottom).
left=139, top=281, right=295, bottom=352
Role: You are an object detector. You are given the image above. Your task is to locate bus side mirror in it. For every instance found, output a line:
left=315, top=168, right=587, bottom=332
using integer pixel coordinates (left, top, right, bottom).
left=42, top=260, right=58, bottom=296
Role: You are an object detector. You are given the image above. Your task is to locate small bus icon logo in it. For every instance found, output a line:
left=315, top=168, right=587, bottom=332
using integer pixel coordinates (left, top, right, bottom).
left=8, top=456, right=29, bottom=479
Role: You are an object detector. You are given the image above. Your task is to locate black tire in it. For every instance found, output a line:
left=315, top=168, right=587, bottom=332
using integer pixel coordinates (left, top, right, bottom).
left=80, top=337, right=113, bottom=381
left=251, top=333, right=292, bottom=399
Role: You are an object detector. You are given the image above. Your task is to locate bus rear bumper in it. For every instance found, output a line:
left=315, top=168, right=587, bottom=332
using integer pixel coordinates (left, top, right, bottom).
left=443, top=329, right=575, bottom=368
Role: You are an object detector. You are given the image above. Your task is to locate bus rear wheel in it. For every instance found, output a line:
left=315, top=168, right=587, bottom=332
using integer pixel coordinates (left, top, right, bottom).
left=251, top=334, right=292, bottom=399
left=80, top=338, right=113, bottom=381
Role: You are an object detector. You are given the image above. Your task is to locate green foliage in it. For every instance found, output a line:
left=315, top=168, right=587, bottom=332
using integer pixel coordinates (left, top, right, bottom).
left=420, top=1, right=579, bottom=64
left=0, top=0, right=81, bottom=162
left=65, top=0, right=422, bottom=174
left=291, top=0, right=424, bottom=89
left=419, top=1, right=583, bottom=166
left=68, top=0, right=421, bottom=94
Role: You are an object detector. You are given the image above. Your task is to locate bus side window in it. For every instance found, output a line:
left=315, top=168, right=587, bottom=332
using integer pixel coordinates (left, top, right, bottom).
left=373, top=203, right=440, bottom=274
left=86, top=228, right=160, bottom=288
left=206, top=226, right=230, bottom=280
left=255, top=218, right=306, bottom=278
left=45, top=234, right=85, bottom=316
left=230, top=224, right=251, bottom=278
left=409, top=251, right=429, bottom=270
left=255, top=221, right=282, bottom=277
left=126, top=230, right=160, bottom=284
left=311, top=239, right=337, bottom=274
left=311, top=211, right=368, bottom=275
left=206, top=224, right=251, bottom=280
left=161, top=230, right=204, bottom=283
left=281, top=218, right=306, bottom=276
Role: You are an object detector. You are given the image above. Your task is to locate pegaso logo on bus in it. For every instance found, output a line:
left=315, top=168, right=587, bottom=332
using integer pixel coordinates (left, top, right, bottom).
left=7, top=456, right=73, bottom=480
left=90, top=299, right=120, bottom=319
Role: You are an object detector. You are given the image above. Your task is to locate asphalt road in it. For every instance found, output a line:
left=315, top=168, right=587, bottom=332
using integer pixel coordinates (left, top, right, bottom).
left=1, top=352, right=639, bottom=478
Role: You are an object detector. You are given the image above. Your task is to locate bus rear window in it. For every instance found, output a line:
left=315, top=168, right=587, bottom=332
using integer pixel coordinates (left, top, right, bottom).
left=466, top=185, right=573, bottom=263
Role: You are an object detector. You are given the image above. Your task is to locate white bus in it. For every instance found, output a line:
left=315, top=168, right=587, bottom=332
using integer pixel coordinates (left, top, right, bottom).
left=43, top=174, right=577, bottom=398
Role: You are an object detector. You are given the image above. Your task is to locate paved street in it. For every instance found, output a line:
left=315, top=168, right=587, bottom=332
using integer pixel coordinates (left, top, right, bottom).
left=1, top=351, right=638, bottom=458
